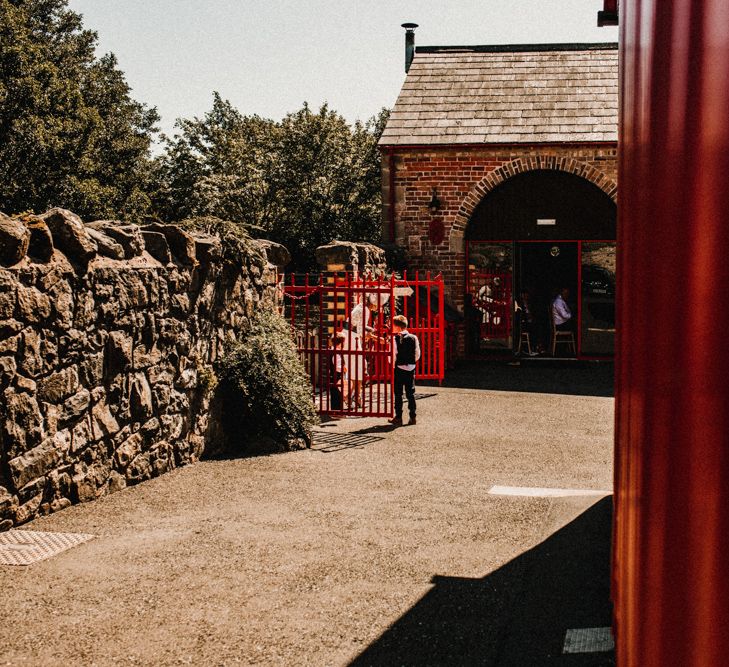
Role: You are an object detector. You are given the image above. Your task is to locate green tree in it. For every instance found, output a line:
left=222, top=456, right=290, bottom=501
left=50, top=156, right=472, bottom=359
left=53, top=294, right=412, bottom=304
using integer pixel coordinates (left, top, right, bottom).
left=0, top=0, right=158, bottom=218
left=153, top=94, right=389, bottom=269
left=268, top=103, right=389, bottom=268
left=150, top=93, right=278, bottom=230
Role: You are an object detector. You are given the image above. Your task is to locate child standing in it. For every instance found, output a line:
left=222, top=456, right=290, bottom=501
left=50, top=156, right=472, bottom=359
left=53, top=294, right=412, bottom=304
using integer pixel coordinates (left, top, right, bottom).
left=388, top=315, right=421, bottom=426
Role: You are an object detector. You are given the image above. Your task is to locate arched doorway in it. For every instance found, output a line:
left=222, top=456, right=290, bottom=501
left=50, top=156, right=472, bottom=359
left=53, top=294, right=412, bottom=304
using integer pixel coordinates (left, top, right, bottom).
left=465, top=170, right=617, bottom=358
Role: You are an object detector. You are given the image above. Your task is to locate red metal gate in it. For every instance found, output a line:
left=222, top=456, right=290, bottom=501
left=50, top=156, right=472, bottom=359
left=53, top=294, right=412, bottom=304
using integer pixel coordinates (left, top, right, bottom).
left=283, top=272, right=445, bottom=416
left=398, top=271, right=446, bottom=381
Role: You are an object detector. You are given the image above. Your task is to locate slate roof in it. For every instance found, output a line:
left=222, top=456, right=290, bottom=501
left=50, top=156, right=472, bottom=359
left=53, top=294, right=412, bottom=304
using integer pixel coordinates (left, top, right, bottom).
left=379, top=43, right=618, bottom=146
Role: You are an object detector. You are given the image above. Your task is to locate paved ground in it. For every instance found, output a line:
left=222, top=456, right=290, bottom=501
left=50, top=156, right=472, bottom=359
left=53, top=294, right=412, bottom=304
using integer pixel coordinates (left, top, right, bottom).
left=0, top=363, right=615, bottom=666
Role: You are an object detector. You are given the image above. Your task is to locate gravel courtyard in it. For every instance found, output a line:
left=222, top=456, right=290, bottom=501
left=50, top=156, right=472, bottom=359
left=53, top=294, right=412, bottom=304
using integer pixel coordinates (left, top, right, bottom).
left=0, top=364, right=615, bottom=666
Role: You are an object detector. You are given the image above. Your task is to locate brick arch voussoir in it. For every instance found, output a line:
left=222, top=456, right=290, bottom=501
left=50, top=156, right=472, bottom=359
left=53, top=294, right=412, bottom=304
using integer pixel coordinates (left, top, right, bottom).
left=449, top=157, right=617, bottom=251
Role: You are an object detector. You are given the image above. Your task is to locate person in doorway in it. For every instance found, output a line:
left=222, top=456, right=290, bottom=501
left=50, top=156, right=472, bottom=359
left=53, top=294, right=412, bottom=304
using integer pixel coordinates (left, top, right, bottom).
left=552, top=287, right=574, bottom=331
left=388, top=315, right=421, bottom=427
left=329, top=332, right=348, bottom=410
left=464, top=293, right=481, bottom=354
left=516, top=289, right=539, bottom=354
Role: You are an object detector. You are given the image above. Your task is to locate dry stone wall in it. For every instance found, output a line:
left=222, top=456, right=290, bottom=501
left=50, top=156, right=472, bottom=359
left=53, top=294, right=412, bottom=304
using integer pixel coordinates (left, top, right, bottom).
left=0, top=209, right=287, bottom=530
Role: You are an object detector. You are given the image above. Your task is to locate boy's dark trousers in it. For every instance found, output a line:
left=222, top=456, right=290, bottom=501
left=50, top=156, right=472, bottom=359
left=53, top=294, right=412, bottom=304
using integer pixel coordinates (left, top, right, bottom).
left=394, top=367, right=416, bottom=420
left=330, top=370, right=343, bottom=410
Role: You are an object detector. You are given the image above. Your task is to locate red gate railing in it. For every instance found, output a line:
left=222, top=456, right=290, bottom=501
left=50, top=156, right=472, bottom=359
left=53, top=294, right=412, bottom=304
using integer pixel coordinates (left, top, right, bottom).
left=398, top=271, right=446, bottom=381
left=283, top=272, right=393, bottom=417
left=283, top=271, right=446, bottom=416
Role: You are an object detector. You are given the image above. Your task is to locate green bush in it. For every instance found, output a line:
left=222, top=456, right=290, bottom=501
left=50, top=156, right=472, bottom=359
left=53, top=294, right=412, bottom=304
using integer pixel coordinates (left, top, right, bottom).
left=216, top=309, right=318, bottom=454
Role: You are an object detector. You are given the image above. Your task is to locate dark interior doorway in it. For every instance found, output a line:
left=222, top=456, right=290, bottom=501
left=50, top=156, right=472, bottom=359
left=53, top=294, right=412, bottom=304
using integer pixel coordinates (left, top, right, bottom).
left=464, top=170, right=617, bottom=358
left=517, top=242, right=578, bottom=355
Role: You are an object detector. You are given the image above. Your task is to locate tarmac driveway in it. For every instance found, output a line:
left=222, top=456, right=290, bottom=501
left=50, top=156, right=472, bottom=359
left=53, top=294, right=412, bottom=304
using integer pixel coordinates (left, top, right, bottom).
left=0, top=363, right=615, bottom=666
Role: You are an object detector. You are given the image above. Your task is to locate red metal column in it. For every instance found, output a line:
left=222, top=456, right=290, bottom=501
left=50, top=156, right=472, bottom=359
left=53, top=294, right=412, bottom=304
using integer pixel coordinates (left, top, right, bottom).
left=614, top=1, right=729, bottom=665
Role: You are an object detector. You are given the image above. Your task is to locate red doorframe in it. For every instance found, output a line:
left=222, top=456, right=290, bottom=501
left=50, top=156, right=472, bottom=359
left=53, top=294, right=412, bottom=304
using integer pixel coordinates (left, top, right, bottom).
left=466, top=239, right=616, bottom=359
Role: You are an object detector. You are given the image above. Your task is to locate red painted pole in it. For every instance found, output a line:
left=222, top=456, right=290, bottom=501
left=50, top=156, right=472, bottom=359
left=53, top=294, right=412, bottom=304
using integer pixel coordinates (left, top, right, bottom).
left=614, top=1, right=729, bottom=665
left=414, top=270, right=420, bottom=336
left=317, top=274, right=324, bottom=413
left=438, top=277, right=445, bottom=382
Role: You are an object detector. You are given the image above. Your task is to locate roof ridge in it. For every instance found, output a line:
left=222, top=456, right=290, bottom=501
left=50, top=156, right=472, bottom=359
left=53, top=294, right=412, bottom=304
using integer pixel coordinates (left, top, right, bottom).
left=416, top=42, right=618, bottom=54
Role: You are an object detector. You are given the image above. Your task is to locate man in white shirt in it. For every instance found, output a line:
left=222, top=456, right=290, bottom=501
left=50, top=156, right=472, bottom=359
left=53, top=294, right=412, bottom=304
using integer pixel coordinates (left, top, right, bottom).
left=552, top=288, right=573, bottom=331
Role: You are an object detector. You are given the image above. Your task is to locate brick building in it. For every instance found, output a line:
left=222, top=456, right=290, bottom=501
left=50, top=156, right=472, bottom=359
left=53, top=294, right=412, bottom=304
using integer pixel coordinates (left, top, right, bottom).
left=379, top=41, right=618, bottom=358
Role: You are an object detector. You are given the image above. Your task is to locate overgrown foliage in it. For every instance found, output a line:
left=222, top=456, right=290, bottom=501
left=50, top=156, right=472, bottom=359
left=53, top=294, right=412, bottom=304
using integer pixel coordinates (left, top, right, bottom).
left=0, top=0, right=159, bottom=218
left=1, top=1, right=388, bottom=268
left=216, top=310, right=318, bottom=454
left=153, top=95, right=389, bottom=269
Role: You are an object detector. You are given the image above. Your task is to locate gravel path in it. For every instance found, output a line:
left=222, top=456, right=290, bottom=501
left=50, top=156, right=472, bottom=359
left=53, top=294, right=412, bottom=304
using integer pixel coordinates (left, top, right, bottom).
left=0, top=365, right=614, bottom=666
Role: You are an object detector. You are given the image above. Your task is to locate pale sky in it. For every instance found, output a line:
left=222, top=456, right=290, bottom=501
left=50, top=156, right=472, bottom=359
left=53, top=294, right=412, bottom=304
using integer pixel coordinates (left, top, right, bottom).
left=67, top=0, right=618, bottom=139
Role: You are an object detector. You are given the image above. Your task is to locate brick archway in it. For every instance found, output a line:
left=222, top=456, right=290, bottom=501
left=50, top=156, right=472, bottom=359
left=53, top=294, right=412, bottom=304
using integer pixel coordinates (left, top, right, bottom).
left=448, top=156, right=618, bottom=252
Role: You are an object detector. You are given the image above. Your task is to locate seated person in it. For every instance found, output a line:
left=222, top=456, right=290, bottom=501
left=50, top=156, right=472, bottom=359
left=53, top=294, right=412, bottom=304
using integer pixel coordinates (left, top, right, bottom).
left=516, top=289, right=535, bottom=332
left=552, top=288, right=573, bottom=331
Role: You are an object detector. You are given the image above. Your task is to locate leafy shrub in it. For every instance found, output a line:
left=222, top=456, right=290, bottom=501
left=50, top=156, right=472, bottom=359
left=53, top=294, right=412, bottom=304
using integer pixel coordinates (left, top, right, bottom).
left=195, top=360, right=218, bottom=396
left=215, top=309, right=318, bottom=455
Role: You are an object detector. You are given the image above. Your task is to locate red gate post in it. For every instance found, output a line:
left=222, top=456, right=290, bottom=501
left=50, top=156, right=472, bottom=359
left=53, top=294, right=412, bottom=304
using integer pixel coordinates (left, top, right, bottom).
left=614, top=1, right=729, bottom=665
left=316, top=273, right=324, bottom=414
left=438, top=275, right=445, bottom=383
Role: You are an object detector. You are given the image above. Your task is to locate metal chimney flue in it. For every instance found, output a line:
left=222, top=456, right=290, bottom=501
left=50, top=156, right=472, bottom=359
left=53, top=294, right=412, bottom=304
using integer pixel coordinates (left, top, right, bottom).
left=402, top=23, right=418, bottom=73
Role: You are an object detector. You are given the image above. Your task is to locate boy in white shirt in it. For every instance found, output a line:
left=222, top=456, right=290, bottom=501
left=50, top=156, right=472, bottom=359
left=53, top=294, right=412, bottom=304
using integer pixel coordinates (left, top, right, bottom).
left=388, top=315, right=421, bottom=426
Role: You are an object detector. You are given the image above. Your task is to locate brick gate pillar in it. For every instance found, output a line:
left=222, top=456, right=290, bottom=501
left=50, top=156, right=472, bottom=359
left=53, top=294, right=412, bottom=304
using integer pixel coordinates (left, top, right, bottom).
left=314, top=241, right=388, bottom=334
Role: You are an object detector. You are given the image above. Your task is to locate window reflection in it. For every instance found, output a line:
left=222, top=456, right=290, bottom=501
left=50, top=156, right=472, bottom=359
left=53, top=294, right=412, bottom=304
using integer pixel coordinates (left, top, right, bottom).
left=467, top=243, right=513, bottom=352
left=581, top=242, right=616, bottom=355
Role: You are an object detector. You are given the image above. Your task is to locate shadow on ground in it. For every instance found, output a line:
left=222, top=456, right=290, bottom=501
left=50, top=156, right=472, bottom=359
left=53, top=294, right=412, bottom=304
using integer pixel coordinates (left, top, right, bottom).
left=426, top=361, right=614, bottom=398
left=350, top=497, right=614, bottom=667
left=311, top=430, right=385, bottom=452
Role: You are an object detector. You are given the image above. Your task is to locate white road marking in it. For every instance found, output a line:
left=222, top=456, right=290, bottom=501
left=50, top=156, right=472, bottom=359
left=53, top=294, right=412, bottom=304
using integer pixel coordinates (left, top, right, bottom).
left=563, top=626, right=615, bottom=653
left=488, top=485, right=611, bottom=498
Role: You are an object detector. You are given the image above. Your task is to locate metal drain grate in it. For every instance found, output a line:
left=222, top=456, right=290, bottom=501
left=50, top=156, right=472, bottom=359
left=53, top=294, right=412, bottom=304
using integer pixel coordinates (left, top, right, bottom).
left=563, top=627, right=615, bottom=654
left=0, top=530, right=94, bottom=566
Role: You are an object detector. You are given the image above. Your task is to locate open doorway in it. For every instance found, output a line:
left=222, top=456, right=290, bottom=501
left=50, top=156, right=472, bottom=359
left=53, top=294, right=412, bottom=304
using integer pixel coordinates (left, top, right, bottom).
left=517, top=242, right=578, bottom=357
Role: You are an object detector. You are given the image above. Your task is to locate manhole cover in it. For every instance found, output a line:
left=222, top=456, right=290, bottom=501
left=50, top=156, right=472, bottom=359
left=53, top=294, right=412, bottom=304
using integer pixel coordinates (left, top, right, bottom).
left=0, top=530, right=94, bottom=566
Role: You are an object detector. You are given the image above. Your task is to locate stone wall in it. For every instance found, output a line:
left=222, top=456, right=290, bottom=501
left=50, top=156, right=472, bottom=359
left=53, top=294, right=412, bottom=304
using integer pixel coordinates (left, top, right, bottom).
left=0, top=209, right=288, bottom=530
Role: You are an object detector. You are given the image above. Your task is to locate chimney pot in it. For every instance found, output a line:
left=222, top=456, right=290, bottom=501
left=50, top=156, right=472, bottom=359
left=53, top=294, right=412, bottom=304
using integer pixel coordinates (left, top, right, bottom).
left=401, top=23, right=418, bottom=73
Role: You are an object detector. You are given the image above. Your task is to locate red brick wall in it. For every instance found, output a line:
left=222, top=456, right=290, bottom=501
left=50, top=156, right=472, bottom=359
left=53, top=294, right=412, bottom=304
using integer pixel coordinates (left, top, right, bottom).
left=380, top=143, right=617, bottom=357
